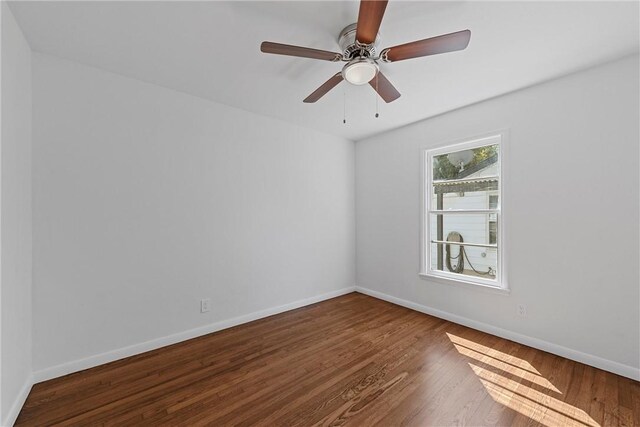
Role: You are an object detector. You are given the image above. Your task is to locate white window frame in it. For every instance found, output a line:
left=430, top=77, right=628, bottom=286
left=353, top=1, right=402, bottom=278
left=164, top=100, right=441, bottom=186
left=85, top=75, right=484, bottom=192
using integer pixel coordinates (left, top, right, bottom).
left=420, top=132, right=507, bottom=291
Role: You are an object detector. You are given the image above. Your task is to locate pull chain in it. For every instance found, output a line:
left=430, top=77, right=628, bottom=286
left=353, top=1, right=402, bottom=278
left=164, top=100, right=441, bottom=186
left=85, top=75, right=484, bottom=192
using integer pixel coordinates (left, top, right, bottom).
left=375, top=73, right=379, bottom=118
left=343, top=85, right=347, bottom=124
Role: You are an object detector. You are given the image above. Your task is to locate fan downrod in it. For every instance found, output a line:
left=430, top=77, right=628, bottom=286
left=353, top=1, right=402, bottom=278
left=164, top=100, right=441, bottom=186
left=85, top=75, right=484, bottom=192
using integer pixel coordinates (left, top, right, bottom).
left=338, top=23, right=381, bottom=60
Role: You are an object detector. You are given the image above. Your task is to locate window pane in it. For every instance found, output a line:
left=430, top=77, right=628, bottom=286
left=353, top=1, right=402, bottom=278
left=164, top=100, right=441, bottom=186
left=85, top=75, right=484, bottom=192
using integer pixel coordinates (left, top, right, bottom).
left=430, top=243, right=498, bottom=280
left=429, top=213, right=498, bottom=280
left=432, top=144, right=499, bottom=181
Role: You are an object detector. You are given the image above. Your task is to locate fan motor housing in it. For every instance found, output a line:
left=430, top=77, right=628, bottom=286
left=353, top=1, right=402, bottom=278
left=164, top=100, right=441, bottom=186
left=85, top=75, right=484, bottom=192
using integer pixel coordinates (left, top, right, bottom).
left=338, top=23, right=380, bottom=59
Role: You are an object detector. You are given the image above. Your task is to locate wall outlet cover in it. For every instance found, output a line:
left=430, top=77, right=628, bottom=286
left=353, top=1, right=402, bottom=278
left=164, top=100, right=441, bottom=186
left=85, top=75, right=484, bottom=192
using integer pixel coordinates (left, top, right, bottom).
left=201, top=298, right=211, bottom=313
left=517, top=304, right=527, bottom=317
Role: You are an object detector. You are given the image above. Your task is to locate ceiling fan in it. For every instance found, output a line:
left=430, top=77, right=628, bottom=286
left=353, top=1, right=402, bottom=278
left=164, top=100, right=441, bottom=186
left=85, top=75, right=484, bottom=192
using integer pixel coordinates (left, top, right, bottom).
left=260, top=0, right=471, bottom=104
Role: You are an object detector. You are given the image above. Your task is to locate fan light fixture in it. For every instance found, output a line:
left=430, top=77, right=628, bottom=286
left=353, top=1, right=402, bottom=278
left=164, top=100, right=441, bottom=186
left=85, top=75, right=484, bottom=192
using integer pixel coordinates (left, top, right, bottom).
left=260, top=0, right=472, bottom=103
left=342, top=58, right=379, bottom=85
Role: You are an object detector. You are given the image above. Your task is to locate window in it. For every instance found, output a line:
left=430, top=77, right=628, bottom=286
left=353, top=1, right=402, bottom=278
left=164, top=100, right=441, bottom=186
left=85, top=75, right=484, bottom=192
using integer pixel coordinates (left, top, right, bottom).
left=422, top=134, right=505, bottom=289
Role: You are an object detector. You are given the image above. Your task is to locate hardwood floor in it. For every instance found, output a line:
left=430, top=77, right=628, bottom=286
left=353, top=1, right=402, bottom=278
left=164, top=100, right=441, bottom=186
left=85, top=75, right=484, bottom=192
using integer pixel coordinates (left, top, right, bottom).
left=16, top=293, right=640, bottom=426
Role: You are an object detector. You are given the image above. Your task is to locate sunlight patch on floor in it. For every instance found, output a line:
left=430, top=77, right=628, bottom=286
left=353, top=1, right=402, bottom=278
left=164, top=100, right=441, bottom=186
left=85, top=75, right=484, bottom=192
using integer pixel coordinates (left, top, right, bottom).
left=451, top=342, right=560, bottom=393
left=447, top=333, right=600, bottom=427
left=446, top=333, right=540, bottom=374
left=468, top=363, right=600, bottom=427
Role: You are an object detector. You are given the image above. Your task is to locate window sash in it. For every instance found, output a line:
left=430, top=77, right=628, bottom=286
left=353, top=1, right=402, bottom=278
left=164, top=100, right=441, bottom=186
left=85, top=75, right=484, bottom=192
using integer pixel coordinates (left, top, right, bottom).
left=430, top=240, right=497, bottom=249
left=429, top=209, right=499, bottom=214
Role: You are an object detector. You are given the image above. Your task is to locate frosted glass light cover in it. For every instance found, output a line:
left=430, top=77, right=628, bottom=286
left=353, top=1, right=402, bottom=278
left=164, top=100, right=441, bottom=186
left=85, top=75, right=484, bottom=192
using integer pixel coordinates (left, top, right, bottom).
left=343, top=60, right=378, bottom=85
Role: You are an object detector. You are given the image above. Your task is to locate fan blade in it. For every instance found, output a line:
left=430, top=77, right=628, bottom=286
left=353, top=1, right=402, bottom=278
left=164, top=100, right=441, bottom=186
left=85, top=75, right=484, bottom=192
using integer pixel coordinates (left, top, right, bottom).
left=261, top=41, right=342, bottom=62
left=382, top=30, right=471, bottom=62
left=369, top=71, right=401, bottom=103
left=355, top=0, right=388, bottom=45
left=303, top=73, right=344, bottom=103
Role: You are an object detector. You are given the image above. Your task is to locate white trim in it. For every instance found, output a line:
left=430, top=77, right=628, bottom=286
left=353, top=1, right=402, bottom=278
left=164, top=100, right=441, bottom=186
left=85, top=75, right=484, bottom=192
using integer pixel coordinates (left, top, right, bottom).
left=425, top=268, right=499, bottom=288
left=32, top=286, right=356, bottom=383
left=418, top=273, right=510, bottom=295
left=421, top=131, right=508, bottom=290
left=2, top=376, right=33, bottom=427
left=354, top=286, right=640, bottom=381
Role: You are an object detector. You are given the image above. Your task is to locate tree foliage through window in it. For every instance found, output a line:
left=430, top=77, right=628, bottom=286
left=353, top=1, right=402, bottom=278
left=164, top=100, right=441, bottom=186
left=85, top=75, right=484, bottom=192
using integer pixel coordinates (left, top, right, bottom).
left=433, top=145, right=498, bottom=180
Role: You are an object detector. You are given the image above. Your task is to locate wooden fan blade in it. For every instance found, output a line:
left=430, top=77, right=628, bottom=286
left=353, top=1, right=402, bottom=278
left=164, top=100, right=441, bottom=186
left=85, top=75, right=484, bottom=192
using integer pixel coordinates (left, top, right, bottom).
left=303, top=73, right=344, bottom=103
left=355, top=0, right=388, bottom=45
left=369, top=71, right=401, bottom=103
left=260, top=41, right=342, bottom=62
left=383, top=30, right=471, bottom=62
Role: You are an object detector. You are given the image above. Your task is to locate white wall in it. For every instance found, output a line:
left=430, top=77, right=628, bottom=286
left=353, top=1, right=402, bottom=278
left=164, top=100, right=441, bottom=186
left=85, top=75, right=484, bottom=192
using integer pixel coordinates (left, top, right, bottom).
left=356, top=55, right=639, bottom=378
left=1, top=2, right=33, bottom=424
left=31, top=53, right=355, bottom=375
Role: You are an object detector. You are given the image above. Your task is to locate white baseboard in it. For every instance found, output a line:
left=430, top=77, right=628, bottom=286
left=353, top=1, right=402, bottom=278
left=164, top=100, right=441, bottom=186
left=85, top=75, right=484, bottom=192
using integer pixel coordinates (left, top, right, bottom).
left=355, top=286, right=640, bottom=381
left=33, top=286, right=356, bottom=384
left=2, top=375, right=34, bottom=427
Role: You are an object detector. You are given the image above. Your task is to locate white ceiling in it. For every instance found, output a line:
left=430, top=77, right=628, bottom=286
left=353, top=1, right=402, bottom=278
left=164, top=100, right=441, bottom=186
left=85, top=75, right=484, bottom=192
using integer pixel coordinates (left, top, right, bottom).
left=9, top=1, right=639, bottom=141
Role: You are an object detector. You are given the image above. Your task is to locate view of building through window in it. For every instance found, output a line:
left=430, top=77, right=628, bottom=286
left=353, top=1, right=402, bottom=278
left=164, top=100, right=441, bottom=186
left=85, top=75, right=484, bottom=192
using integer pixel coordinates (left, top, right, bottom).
left=425, top=137, right=502, bottom=287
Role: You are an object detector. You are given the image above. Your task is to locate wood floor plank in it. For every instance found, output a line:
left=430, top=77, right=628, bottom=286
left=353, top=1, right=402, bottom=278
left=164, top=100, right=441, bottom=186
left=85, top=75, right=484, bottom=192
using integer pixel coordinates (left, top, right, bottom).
left=15, top=293, right=640, bottom=426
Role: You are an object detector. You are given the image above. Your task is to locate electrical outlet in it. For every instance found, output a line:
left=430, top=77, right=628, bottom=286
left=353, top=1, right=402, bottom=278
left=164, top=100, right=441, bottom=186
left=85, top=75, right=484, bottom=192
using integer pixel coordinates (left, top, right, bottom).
left=517, top=304, right=527, bottom=317
left=201, top=298, right=211, bottom=313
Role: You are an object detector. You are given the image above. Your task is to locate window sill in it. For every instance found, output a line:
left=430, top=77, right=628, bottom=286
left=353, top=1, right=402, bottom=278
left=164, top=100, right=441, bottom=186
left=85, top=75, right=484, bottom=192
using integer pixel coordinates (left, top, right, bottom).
left=419, top=272, right=510, bottom=295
